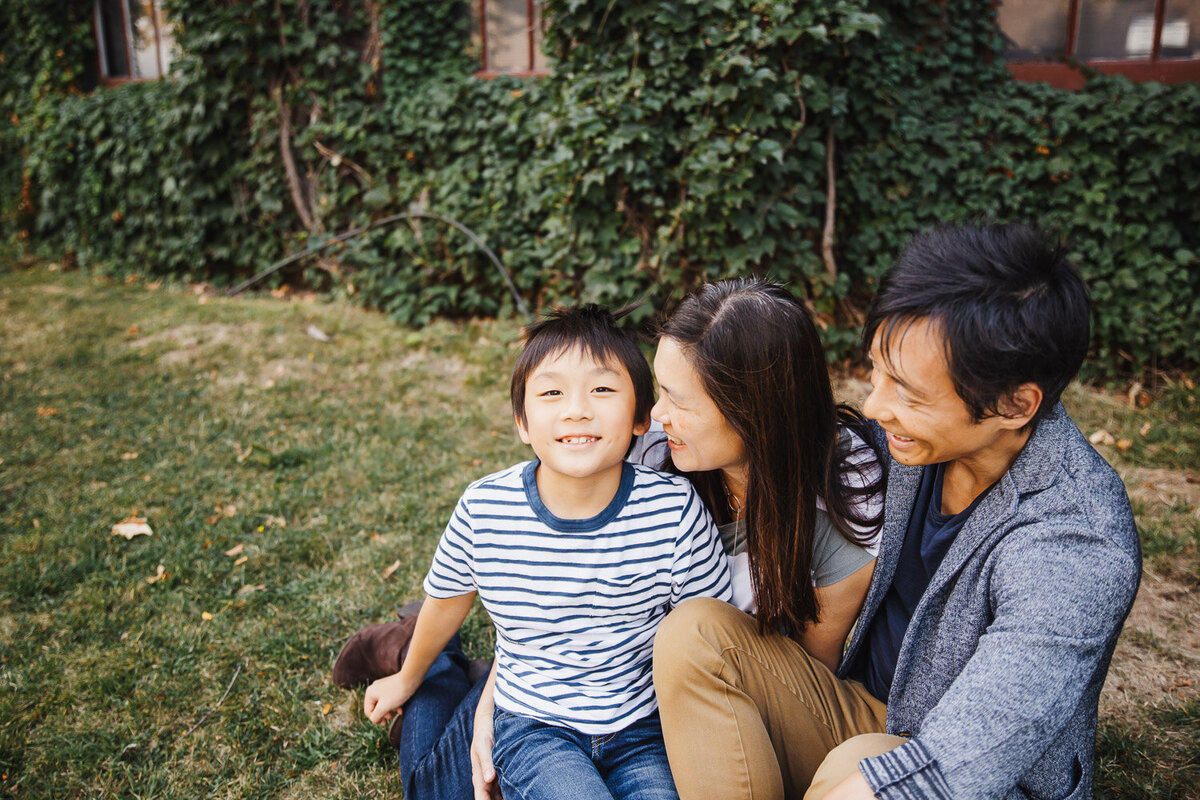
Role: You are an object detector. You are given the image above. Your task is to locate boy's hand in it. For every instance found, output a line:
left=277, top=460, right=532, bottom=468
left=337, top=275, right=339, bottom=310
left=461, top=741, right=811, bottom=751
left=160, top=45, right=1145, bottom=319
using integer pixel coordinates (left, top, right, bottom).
left=470, top=714, right=500, bottom=800
left=363, top=672, right=415, bottom=725
left=471, top=658, right=501, bottom=800
left=361, top=593, right=477, bottom=726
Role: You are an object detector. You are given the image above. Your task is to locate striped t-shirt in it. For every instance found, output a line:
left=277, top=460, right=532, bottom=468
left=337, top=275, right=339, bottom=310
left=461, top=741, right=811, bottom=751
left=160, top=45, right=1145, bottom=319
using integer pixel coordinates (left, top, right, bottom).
left=423, top=459, right=733, bottom=734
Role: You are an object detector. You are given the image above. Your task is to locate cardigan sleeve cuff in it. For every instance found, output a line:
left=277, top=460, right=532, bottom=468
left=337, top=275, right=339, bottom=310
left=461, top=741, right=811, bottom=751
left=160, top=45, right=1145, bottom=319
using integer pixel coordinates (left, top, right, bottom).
left=858, top=739, right=953, bottom=800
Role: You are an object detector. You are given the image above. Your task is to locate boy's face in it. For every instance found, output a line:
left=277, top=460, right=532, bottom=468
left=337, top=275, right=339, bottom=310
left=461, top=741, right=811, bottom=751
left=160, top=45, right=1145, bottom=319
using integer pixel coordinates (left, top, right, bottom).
left=862, top=316, right=1020, bottom=467
left=516, top=345, right=649, bottom=487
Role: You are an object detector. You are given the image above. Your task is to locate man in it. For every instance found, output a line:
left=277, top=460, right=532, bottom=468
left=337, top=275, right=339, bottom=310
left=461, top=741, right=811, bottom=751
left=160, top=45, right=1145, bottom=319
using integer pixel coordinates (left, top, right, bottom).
left=826, top=222, right=1142, bottom=798
left=652, top=222, right=1141, bottom=800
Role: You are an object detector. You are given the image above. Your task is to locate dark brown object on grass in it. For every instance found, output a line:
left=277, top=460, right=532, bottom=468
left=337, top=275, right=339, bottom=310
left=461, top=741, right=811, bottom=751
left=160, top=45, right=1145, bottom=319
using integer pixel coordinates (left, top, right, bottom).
left=332, top=600, right=423, bottom=688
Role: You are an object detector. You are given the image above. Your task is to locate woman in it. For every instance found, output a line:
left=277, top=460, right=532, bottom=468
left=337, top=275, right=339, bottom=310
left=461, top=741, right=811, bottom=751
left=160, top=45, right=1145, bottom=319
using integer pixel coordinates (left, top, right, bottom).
left=648, top=278, right=881, bottom=668
left=337, top=278, right=884, bottom=800
left=649, top=279, right=887, bottom=800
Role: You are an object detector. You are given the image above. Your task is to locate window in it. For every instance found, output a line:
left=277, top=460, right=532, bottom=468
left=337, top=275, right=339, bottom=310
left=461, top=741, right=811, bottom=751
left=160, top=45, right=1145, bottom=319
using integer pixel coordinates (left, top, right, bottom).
left=471, top=0, right=549, bottom=77
left=999, top=0, right=1200, bottom=86
left=94, top=0, right=176, bottom=83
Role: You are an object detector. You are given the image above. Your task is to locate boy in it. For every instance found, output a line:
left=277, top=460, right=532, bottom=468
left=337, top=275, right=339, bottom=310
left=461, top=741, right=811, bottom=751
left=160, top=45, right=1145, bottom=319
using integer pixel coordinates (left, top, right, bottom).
left=365, top=305, right=733, bottom=800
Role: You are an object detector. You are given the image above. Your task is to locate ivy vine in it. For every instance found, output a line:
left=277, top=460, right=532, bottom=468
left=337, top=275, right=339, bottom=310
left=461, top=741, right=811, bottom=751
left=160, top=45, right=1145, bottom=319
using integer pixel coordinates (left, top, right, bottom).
left=1, top=0, right=1197, bottom=375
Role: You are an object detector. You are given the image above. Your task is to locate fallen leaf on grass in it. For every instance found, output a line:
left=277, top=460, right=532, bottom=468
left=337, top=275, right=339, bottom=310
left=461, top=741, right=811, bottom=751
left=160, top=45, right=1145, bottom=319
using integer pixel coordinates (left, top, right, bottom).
left=1139, top=422, right=1152, bottom=437
left=36, top=406, right=58, bottom=417
left=233, top=556, right=248, bottom=566
left=111, top=517, right=153, bottom=539
left=381, top=560, right=401, bottom=579
left=263, top=515, right=287, bottom=529
left=201, top=611, right=213, bottom=621
left=120, top=451, right=139, bottom=460
left=208, top=504, right=239, bottom=524
left=321, top=703, right=331, bottom=716
left=1116, top=438, right=1133, bottom=452
left=1089, top=430, right=1116, bottom=446
left=224, top=543, right=245, bottom=557
left=145, top=564, right=167, bottom=584
left=305, top=325, right=332, bottom=342
left=126, top=324, right=139, bottom=336
left=237, top=584, right=266, bottom=596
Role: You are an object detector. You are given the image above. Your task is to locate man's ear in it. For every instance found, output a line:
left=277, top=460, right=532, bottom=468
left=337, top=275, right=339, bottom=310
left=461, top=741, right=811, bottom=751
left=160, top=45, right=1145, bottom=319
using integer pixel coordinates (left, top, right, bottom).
left=515, top=414, right=532, bottom=445
left=999, top=382, right=1043, bottom=427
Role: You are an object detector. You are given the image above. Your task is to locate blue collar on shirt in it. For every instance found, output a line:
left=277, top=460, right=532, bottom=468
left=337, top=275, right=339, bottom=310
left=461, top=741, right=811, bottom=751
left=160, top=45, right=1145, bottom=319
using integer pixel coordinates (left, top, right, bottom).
left=522, top=460, right=636, bottom=532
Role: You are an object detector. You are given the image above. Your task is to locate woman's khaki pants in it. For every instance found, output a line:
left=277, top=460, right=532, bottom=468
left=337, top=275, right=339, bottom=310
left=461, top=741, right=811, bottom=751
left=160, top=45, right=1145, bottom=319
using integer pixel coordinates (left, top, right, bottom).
left=653, top=598, right=904, bottom=800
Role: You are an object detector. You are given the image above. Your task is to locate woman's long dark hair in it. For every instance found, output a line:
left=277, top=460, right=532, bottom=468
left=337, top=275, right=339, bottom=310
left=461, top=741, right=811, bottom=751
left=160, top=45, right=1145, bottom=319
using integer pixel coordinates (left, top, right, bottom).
left=659, top=279, right=884, bottom=636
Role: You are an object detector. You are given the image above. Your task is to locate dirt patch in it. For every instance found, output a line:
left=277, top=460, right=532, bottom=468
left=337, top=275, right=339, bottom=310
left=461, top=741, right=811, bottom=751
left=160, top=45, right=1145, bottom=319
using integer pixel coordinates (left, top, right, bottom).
left=393, top=351, right=472, bottom=379
left=1102, top=574, right=1199, bottom=720
left=1121, top=466, right=1200, bottom=517
left=834, top=376, right=872, bottom=409
left=129, top=322, right=254, bottom=350
left=326, top=694, right=358, bottom=732
left=31, top=284, right=87, bottom=297
left=130, top=322, right=266, bottom=367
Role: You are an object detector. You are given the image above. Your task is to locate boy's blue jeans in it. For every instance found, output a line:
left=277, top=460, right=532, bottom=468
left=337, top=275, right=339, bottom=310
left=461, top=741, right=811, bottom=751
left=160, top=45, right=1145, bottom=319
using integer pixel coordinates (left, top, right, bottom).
left=397, top=635, right=486, bottom=800
left=491, top=708, right=680, bottom=800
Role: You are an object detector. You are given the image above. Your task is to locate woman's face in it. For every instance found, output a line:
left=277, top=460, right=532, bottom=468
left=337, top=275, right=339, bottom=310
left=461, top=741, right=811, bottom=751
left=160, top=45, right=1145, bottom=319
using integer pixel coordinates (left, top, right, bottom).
left=651, top=337, right=748, bottom=484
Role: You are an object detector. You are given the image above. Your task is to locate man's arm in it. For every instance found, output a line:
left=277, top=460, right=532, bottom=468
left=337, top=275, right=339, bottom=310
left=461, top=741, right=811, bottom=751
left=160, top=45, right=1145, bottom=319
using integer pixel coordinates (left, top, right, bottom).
left=858, top=524, right=1139, bottom=799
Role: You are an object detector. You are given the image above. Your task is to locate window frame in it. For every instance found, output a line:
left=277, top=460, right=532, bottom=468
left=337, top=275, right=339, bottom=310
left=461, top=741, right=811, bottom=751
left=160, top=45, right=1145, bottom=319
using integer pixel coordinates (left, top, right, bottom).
left=92, top=0, right=171, bottom=86
left=1003, top=0, right=1200, bottom=86
left=473, top=0, right=550, bottom=79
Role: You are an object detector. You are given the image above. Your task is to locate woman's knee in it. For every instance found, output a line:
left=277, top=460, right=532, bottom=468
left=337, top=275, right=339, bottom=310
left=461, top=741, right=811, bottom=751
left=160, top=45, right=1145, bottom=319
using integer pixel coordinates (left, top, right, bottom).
left=653, top=598, right=750, bottom=695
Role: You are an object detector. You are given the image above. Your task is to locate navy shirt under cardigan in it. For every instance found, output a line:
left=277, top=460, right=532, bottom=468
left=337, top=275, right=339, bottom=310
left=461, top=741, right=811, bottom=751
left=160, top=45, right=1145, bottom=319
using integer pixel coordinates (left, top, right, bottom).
left=852, top=463, right=991, bottom=702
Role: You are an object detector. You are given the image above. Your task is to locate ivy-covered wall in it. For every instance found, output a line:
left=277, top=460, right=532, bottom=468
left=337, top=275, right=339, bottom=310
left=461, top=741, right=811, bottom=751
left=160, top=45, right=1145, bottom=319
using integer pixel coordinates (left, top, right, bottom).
left=2, top=0, right=1198, bottom=375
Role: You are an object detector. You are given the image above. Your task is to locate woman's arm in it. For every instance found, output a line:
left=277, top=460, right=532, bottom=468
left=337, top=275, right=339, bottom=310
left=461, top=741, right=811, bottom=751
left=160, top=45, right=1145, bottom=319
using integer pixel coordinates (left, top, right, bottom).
left=798, top=560, right=875, bottom=672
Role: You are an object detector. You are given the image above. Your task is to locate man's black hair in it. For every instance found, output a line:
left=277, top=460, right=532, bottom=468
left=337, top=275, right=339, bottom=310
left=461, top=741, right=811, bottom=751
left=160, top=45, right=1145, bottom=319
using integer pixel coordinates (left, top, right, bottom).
left=511, top=304, right=654, bottom=429
left=863, top=222, right=1090, bottom=424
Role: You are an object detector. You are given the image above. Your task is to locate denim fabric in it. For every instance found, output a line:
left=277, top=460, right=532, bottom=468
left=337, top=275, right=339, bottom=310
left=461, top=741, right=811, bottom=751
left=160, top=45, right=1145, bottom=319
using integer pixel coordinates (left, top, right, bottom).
left=492, top=709, right=679, bottom=800
left=397, top=635, right=487, bottom=800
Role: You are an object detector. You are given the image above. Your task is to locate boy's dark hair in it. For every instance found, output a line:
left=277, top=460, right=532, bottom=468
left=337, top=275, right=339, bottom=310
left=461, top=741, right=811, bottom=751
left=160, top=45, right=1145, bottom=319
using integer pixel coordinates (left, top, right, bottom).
left=510, top=304, right=654, bottom=429
left=863, top=222, right=1090, bottom=425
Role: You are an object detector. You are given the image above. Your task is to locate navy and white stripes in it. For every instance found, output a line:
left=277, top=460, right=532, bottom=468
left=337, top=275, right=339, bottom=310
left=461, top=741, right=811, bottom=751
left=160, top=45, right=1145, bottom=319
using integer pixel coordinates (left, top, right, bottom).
left=424, top=460, right=733, bottom=734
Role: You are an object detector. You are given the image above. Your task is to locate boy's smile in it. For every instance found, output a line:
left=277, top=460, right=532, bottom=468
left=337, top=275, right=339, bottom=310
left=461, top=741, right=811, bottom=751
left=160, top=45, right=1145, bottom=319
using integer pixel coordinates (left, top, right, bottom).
left=517, top=346, right=649, bottom=516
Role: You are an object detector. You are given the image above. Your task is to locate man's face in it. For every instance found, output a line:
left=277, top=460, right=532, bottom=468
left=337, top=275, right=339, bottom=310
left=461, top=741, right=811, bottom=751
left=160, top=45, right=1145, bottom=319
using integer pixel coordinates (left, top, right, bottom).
left=862, top=317, right=1016, bottom=467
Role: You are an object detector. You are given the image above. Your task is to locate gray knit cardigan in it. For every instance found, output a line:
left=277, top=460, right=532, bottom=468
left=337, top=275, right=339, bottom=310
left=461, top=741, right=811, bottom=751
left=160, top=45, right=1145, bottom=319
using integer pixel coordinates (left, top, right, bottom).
left=841, top=404, right=1141, bottom=800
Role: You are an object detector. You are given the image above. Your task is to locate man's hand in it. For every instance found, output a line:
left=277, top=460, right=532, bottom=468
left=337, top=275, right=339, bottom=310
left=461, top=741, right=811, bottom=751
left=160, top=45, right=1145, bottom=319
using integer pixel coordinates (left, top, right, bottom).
left=822, top=769, right=876, bottom=800
left=363, top=672, right=416, bottom=725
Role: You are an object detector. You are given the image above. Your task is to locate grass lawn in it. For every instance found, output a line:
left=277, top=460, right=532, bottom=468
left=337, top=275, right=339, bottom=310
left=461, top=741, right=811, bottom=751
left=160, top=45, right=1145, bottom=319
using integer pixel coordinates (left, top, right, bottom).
left=1, top=263, right=1197, bottom=798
